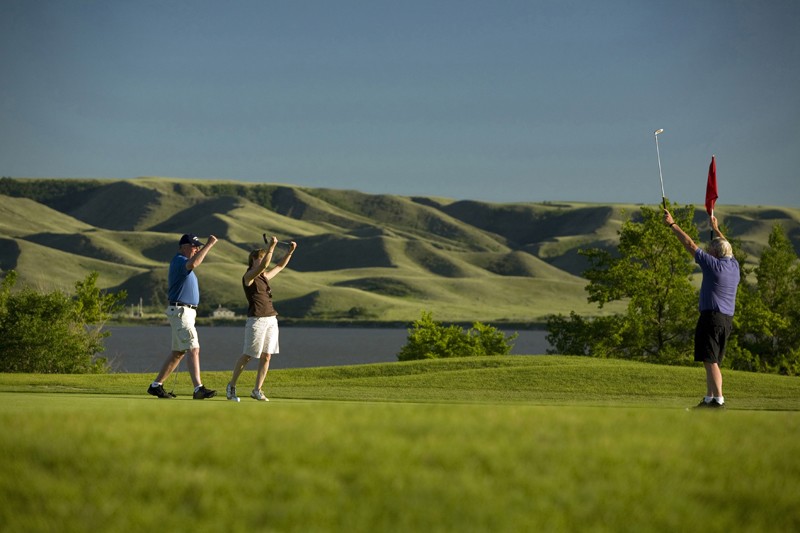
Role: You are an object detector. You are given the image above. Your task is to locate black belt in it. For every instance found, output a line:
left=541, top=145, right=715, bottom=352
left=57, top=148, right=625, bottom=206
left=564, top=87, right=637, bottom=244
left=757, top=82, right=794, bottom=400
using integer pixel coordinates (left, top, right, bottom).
left=169, top=301, right=197, bottom=309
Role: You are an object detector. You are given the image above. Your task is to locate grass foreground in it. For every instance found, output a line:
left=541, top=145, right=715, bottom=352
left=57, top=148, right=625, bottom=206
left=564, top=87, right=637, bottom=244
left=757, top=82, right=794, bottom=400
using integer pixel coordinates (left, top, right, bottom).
left=1, top=356, right=799, bottom=532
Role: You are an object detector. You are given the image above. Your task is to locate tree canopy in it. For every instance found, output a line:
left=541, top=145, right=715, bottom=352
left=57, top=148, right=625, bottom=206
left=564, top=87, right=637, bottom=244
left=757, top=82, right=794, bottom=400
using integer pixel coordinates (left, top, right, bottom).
left=547, top=203, right=800, bottom=375
left=0, top=271, right=125, bottom=373
left=729, top=225, right=800, bottom=374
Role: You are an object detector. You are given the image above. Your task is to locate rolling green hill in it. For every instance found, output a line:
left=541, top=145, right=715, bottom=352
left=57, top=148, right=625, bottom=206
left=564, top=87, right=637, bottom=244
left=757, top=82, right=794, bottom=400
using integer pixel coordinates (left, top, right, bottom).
left=1, top=176, right=798, bottom=323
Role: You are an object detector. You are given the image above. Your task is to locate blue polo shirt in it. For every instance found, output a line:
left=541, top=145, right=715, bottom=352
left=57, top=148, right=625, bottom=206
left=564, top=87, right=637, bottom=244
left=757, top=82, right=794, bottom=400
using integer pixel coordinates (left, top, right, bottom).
left=167, top=254, right=200, bottom=306
left=695, top=248, right=740, bottom=316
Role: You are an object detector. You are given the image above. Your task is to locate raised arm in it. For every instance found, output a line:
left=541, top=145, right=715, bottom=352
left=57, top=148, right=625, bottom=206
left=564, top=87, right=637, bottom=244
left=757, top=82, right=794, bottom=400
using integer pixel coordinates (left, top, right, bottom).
left=243, top=237, right=277, bottom=286
left=187, top=235, right=218, bottom=270
left=663, top=209, right=698, bottom=256
left=710, top=215, right=727, bottom=241
left=265, top=241, right=297, bottom=280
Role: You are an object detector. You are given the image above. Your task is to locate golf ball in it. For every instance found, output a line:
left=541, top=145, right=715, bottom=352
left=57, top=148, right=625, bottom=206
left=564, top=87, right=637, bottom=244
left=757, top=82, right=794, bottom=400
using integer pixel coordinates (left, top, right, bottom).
left=235, top=397, right=240, bottom=403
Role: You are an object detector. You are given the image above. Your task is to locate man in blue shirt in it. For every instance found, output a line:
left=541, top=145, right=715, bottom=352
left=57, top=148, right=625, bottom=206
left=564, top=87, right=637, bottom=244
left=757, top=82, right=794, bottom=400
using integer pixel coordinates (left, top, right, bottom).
left=664, top=209, right=740, bottom=409
left=148, top=233, right=219, bottom=399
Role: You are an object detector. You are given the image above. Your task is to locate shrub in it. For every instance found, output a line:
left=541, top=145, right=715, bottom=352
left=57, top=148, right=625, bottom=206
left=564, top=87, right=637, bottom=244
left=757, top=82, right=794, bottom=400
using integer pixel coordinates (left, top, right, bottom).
left=0, top=271, right=126, bottom=373
left=397, top=311, right=517, bottom=361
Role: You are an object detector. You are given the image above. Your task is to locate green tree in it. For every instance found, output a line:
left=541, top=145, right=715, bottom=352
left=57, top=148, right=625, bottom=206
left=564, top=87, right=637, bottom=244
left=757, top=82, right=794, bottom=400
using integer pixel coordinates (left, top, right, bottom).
left=545, top=207, right=800, bottom=375
left=0, top=271, right=126, bottom=373
left=729, top=225, right=800, bottom=374
left=398, top=311, right=517, bottom=361
left=546, top=312, right=623, bottom=357
left=547, top=203, right=699, bottom=363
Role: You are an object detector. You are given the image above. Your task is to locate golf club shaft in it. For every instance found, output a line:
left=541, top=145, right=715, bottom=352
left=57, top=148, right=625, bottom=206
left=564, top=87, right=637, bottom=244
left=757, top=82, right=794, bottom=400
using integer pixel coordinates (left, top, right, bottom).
left=654, top=130, right=666, bottom=208
left=262, top=233, right=292, bottom=246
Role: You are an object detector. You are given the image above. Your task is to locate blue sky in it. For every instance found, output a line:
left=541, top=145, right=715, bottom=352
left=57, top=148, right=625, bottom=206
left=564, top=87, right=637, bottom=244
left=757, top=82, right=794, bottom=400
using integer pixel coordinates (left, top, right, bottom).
left=2, top=0, right=798, bottom=207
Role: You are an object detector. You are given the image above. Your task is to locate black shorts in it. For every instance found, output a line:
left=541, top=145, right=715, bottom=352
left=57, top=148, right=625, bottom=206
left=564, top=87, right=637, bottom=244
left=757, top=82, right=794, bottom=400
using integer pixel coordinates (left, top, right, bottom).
left=694, top=311, right=733, bottom=363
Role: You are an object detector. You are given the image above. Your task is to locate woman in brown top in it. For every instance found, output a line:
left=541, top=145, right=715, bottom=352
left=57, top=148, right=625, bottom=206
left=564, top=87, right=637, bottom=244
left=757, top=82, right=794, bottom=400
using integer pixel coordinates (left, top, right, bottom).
left=226, top=236, right=297, bottom=402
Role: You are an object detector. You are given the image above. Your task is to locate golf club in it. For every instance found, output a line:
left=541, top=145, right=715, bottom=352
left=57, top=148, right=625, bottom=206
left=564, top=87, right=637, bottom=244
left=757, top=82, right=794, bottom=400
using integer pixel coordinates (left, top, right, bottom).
left=168, top=358, right=180, bottom=397
left=654, top=128, right=666, bottom=208
left=262, top=233, right=292, bottom=246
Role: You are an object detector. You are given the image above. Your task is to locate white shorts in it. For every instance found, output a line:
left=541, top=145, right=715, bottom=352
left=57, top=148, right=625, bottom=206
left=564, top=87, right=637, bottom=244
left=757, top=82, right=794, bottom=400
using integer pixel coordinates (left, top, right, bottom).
left=243, top=316, right=279, bottom=358
left=166, top=305, right=199, bottom=352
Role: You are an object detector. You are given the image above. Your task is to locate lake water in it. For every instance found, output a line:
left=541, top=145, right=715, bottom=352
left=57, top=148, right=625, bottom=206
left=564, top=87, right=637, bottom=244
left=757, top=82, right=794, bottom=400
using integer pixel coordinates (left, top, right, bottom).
left=102, top=326, right=551, bottom=373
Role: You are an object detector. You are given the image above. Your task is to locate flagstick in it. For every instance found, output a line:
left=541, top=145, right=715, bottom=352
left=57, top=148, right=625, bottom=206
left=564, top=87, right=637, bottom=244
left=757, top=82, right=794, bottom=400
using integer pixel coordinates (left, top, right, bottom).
left=710, top=209, right=714, bottom=241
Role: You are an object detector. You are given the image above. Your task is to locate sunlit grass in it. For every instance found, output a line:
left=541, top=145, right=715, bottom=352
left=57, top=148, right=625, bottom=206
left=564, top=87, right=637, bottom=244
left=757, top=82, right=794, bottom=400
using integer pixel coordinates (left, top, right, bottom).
left=1, top=357, right=799, bottom=532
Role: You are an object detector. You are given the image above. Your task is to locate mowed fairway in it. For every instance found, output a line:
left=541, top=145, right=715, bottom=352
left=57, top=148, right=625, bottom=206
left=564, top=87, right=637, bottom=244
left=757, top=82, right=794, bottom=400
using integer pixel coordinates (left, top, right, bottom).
left=1, top=357, right=799, bottom=532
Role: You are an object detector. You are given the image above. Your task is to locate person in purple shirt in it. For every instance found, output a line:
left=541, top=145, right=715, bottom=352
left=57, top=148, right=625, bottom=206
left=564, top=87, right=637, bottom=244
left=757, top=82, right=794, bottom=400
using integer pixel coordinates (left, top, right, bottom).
left=147, top=233, right=218, bottom=399
left=664, top=209, right=740, bottom=409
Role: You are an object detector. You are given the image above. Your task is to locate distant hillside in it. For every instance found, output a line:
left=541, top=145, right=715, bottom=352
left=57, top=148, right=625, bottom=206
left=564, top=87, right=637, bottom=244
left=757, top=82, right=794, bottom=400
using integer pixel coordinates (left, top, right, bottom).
left=1, top=177, right=798, bottom=323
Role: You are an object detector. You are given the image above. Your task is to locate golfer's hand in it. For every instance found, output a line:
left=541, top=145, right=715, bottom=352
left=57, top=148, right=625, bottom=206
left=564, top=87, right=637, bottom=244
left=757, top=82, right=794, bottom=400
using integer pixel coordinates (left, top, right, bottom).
left=289, top=241, right=297, bottom=253
left=206, top=235, right=218, bottom=246
left=663, top=209, right=675, bottom=226
left=710, top=215, right=719, bottom=231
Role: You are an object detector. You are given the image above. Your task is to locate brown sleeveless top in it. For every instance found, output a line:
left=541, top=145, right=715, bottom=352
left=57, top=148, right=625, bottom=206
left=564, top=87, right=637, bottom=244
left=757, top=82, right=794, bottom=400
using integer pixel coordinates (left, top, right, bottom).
left=243, top=274, right=277, bottom=317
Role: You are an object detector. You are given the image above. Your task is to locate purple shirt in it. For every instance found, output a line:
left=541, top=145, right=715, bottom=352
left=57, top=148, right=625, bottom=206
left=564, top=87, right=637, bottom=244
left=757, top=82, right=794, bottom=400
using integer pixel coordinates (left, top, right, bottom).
left=695, top=249, right=740, bottom=316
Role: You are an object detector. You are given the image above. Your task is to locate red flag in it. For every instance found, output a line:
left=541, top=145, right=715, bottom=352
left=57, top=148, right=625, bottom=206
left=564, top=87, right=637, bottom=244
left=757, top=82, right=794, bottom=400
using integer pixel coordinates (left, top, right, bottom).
left=705, top=156, right=717, bottom=216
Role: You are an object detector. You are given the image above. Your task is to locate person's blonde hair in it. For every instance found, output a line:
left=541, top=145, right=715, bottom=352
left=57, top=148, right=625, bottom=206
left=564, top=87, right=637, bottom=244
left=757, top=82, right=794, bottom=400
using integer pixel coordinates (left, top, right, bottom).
left=709, top=238, right=733, bottom=259
left=248, top=249, right=267, bottom=268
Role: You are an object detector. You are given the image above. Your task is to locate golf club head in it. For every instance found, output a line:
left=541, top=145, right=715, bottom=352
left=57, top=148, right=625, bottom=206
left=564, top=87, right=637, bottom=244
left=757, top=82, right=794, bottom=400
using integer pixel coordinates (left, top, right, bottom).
left=654, top=128, right=664, bottom=136
left=263, top=233, right=292, bottom=246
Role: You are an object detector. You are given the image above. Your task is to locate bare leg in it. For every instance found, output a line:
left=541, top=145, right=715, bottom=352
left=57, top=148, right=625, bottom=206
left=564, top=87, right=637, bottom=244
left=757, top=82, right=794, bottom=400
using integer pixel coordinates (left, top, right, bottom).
left=184, top=347, right=202, bottom=388
left=155, top=351, right=185, bottom=383
left=230, top=355, right=253, bottom=387
left=705, top=362, right=723, bottom=398
left=255, top=353, right=272, bottom=391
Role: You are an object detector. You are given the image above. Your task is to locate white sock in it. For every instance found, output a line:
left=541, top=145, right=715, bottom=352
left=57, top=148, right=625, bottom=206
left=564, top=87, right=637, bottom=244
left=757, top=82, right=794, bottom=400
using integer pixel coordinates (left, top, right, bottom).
left=195, top=385, right=202, bottom=392
left=152, top=381, right=162, bottom=387
left=704, top=396, right=713, bottom=403
left=714, top=396, right=724, bottom=404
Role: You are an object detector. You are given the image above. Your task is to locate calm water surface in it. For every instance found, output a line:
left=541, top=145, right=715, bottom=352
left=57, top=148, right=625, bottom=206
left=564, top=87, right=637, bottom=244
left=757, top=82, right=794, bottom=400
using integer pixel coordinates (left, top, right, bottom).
left=102, top=326, right=550, bottom=373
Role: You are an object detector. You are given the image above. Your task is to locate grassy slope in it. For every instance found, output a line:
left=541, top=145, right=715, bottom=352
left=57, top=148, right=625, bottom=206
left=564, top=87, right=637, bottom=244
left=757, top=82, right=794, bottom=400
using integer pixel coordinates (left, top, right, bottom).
left=1, top=178, right=798, bottom=322
left=0, top=195, right=94, bottom=236
left=6, top=239, right=147, bottom=290
left=0, top=357, right=798, bottom=532
left=2, top=356, right=798, bottom=409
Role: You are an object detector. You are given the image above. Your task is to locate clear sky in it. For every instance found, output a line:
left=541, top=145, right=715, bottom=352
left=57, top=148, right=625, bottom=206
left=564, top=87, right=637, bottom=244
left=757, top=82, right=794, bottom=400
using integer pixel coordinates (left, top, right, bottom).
left=2, top=0, right=798, bottom=207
